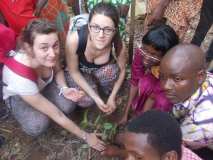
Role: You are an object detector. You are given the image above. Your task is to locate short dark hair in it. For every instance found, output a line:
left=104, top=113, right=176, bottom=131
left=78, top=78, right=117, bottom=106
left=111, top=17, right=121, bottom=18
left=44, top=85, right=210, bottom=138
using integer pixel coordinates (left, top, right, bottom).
left=142, top=24, right=179, bottom=56
left=127, top=110, right=182, bottom=159
left=20, top=19, right=57, bottom=46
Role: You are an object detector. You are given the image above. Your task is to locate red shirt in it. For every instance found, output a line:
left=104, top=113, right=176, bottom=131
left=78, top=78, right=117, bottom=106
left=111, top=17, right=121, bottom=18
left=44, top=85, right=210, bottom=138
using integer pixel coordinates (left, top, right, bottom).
left=0, top=0, right=37, bottom=35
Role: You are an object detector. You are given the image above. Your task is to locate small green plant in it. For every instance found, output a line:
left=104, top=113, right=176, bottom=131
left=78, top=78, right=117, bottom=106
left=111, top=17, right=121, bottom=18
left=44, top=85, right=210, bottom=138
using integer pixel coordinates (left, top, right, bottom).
left=102, top=122, right=117, bottom=141
left=80, top=109, right=89, bottom=129
left=80, top=110, right=118, bottom=142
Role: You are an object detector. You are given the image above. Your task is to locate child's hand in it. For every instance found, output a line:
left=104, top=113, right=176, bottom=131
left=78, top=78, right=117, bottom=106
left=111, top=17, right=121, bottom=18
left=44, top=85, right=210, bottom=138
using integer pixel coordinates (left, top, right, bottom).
left=63, top=88, right=85, bottom=102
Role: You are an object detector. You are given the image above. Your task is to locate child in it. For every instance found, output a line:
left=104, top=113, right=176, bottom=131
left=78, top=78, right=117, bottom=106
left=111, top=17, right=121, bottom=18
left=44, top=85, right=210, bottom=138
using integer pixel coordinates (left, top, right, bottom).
left=119, top=24, right=179, bottom=124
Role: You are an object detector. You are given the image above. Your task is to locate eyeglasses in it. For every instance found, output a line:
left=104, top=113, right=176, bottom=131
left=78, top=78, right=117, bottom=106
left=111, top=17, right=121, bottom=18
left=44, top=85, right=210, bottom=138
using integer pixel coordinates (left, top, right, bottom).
left=89, top=24, right=116, bottom=35
left=138, top=47, right=161, bottom=63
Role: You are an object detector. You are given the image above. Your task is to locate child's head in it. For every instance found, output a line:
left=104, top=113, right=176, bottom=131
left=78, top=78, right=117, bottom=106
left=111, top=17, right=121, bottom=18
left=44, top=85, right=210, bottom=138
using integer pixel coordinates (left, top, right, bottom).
left=160, top=43, right=206, bottom=104
left=88, top=3, right=120, bottom=50
left=19, top=19, right=59, bottom=67
left=140, top=24, right=179, bottom=68
left=123, top=110, right=182, bottom=160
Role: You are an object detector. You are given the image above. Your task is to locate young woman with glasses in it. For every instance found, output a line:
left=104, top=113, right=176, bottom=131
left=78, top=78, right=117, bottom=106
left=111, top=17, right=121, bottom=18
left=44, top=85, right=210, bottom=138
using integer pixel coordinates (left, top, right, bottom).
left=65, top=3, right=127, bottom=114
left=119, top=24, right=179, bottom=125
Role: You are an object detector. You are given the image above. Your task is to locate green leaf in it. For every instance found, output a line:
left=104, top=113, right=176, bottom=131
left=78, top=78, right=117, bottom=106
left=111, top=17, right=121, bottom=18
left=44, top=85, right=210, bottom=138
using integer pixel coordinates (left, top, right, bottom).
left=94, top=114, right=101, bottom=126
left=80, top=109, right=89, bottom=129
left=80, top=121, right=88, bottom=129
left=83, top=109, right=89, bottom=123
left=103, top=122, right=113, bottom=130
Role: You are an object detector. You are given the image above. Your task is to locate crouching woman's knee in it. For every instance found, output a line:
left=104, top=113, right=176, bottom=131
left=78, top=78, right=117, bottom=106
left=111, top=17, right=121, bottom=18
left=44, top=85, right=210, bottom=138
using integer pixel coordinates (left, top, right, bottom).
left=77, top=95, right=96, bottom=108
left=22, top=116, right=50, bottom=137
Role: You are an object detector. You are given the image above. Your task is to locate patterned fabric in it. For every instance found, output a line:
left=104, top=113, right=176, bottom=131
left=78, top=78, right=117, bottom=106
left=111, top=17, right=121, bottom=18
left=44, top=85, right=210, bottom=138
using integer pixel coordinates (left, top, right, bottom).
left=78, top=50, right=116, bottom=74
left=39, top=0, right=70, bottom=40
left=65, top=63, right=119, bottom=107
left=130, top=48, right=172, bottom=113
left=86, top=0, right=131, bottom=39
left=182, top=146, right=202, bottom=160
left=173, top=72, right=213, bottom=149
left=147, top=0, right=203, bottom=39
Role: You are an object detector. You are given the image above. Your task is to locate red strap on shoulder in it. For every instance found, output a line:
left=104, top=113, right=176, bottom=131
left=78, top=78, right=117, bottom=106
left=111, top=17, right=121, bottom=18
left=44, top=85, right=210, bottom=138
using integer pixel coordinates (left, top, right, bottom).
left=4, top=58, right=38, bottom=83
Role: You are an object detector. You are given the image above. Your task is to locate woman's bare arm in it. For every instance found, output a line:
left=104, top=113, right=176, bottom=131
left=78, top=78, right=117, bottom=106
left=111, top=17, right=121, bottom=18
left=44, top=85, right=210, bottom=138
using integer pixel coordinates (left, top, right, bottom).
left=21, top=93, right=105, bottom=151
left=65, top=31, right=110, bottom=112
left=107, top=41, right=127, bottom=113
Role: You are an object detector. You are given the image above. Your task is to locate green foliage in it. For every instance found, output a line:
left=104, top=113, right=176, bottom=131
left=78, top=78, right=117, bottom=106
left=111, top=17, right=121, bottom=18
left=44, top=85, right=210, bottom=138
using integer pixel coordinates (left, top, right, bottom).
left=80, top=110, right=118, bottom=142
left=80, top=109, right=89, bottom=129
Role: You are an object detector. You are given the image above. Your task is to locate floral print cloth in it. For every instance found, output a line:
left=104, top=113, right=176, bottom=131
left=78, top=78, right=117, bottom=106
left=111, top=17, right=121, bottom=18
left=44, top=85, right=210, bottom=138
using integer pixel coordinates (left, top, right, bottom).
left=39, top=0, right=70, bottom=40
left=147, top=0, right=203, bottom=40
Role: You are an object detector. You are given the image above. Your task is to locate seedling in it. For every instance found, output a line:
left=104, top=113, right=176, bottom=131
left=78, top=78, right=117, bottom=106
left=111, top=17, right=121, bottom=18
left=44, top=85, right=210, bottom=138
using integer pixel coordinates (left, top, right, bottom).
left=80, top=110, right=118, bottom=142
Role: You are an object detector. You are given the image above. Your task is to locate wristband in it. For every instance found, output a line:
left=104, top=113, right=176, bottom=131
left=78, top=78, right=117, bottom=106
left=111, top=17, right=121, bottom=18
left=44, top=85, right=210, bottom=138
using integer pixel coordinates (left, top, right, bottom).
left=58, top=86, right=68, bottom=96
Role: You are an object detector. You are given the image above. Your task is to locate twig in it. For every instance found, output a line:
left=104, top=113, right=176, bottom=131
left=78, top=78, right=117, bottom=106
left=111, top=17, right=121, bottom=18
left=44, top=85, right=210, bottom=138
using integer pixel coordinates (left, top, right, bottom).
left=88, top=147, right=91, bottom=160
left=88, top=150, right=99, bottom=160
left=0, top=127, right=12, bottom=133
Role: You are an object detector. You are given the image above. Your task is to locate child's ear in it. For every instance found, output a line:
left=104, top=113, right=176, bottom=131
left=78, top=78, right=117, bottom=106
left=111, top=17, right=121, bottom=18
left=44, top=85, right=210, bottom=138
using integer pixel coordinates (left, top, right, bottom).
left=163, top=151, right=178, bottom=160
left=197, top=69, right=206, bottom=85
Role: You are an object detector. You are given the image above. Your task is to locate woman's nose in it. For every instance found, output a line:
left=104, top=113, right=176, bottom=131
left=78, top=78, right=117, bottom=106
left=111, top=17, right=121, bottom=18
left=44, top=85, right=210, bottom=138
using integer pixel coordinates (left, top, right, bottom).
left=48, top=48, right=56, bottom=57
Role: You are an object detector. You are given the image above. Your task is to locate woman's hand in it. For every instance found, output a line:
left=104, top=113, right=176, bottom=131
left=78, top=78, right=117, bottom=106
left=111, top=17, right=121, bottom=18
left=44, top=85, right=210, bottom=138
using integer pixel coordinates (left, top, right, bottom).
left=146, top=11, right=163, bottom=26
left=86, top=133, right=106, bottom=151
left=106, top=97, right=117, bottom=114
left=62, top=87, right=85, bottom=102
left=95, top=97, right=111, bottom=113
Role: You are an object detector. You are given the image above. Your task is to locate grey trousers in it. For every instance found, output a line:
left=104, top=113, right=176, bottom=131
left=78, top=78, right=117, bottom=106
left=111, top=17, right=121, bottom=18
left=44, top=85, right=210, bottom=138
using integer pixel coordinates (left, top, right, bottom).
left=5, top=81, right=76, bottom=137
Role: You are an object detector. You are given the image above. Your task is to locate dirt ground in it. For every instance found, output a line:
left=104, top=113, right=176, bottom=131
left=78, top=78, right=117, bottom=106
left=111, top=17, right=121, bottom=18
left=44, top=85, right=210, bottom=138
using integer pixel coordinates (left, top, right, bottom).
left=0, top=80, right=129, bottom=160
left=0, top=10, right=213, bottom=160
left=0, top=95, right=127, bottom=160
